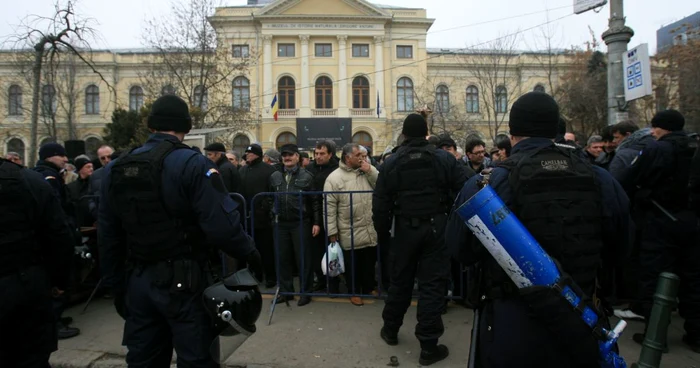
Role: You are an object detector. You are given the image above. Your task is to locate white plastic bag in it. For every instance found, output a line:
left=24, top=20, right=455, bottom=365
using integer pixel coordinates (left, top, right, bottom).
left=321, top=241, right=345, bottom=277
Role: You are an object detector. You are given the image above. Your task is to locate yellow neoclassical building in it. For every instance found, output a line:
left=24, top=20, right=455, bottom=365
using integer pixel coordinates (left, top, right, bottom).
left=0, top=0, right=573, bottom=160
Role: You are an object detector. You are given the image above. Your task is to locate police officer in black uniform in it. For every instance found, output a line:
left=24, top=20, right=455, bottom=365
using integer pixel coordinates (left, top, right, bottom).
left=373, top=113, right=467, bottom=366
left=446, top=92, right=633, bottom=367
left=0, top=157, right=74, bottom=367
left=98, top=95, right=262, bottom=367
left=619, top=109, right=700, bottom=352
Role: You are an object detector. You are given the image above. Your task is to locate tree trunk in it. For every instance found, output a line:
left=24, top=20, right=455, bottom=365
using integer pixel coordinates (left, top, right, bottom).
left=29, top=44, right=44, bottom=167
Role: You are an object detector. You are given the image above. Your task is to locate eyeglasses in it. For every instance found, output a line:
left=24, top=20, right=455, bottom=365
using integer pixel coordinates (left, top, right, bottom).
left=470, top=150, right=486, bottom=156
left=99, top=156, right=110, bottom=161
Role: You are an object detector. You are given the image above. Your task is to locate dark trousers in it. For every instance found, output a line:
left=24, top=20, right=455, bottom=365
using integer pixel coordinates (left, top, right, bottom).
left=253, top=226, right=276, bottom=285
left=382, top=215, right=450, bottom=345
left=343, top=247, right=378, bottom=295
left=312, top=228, right=328, bottom=288
left=0, top=266, right=56, bottom=368
left=638, top=211, right=700, bottom=337
left=276, top=220, right=314, bottom=294
left=123, top=265, right=217, bottom=368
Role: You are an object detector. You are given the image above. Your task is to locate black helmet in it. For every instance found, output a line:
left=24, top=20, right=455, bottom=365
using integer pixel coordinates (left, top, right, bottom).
left=202, top=268, right=262, bottom=363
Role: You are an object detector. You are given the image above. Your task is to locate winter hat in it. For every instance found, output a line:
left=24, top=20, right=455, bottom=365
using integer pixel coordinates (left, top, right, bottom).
left=438, top=136, right=457, bottom=149
left=204, top=142, right=226, bottom=153
left=651, top=109, right=685, bottom=132
left=74, top=156, right=91, bottom=172
left=401, top=113, right=428, bottom=138
left=39, top=143, right=67, bottom=160
left=279, top=144, right=299, bottom=155
left=147, top=95, right=192, bottom=133
left=508, top=92, right=560, bottom=139
left=245, top=144, right=263, bottom=158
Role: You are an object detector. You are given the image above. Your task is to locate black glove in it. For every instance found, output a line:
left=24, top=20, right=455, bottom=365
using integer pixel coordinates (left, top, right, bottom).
left=114, top=290, right=128, bottom=320
left=246, top=249, right=263, bottom=282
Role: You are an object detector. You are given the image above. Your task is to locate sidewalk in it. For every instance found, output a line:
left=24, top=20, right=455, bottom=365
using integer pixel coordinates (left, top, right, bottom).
left=52, top=296, right=700, bottom=368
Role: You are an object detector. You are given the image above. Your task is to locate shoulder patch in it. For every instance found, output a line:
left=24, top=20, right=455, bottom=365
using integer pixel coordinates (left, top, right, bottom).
left=206, top=168, right=220, bottom=177
left=45, top=176, right=56, bottom=180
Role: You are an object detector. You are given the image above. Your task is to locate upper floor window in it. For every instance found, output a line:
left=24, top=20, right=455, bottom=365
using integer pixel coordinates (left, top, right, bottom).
left=161, top=85, right=176, bottom=96
left=352, top=76, right=370, bottom=109
left=315, top=43, right=332, bottom=57
left=8, top=85, right=22, bottom=116
left=397, top=45, right=413, bottom=59
left=436, top=85, right=450, bottom=113
left=315, top=76, right=333, bottom=109
left=466, top=85, right=479, bottom=113
left=85, top=85, right=100, bottom=115
left=278, top=44, right=295, bottom=57
left=495, top=85, right=508, bottom=113
left=352, top=44, right=369, bottom=58
left=41, top=85, right=56, bottom=116
left=533, top=84, right=546, bottom=93
left=278, top=76, right=295, bottom=109
left=397, top=77, right=414, bottom=112
left=232, top=45, right=250, bottom=58
left=129, top=86, right=144, bottom=112
left=194, top=85, right=208, bottom=110
left=232, top=77, right=250, bottom=111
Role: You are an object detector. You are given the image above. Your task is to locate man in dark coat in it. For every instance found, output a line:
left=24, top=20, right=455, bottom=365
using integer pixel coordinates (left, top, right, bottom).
left=204, top=142, right=240, bottom=193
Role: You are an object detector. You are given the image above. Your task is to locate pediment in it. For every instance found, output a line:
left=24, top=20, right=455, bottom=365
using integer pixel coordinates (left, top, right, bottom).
left=256, top=0, right=390, bottom=18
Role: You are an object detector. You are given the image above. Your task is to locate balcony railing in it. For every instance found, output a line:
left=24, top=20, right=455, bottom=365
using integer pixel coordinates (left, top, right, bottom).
left=350, top=108, right=375, bottom=117
left=278, top=109, right=298, bottom=118
left=312, top=109, right=338, bottom=117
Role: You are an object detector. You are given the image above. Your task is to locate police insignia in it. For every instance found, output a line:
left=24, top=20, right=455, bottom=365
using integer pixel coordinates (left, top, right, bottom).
left=206, top=168, right=219, bottom=177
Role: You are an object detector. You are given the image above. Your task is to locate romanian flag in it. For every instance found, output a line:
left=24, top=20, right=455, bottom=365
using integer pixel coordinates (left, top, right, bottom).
left=271, top=94, right=279, bottom=121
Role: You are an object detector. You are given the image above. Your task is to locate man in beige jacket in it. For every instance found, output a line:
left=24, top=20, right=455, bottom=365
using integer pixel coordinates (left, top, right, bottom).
left=324, top=143, right=379, bottom=306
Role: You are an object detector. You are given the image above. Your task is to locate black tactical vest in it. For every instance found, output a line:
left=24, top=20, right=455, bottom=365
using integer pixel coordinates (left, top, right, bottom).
left=500, top=144, right=604, bottom=294
left=108, top=140, right=201, bottom=263
left=654, top=133, right=695, bottom=212
left=389, top=143, right=446, bottom=217
left=0, top=160, right=40, bottom=274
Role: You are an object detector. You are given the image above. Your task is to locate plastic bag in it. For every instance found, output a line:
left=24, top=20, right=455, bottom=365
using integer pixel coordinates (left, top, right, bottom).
left=321, top=241, right=345, bottom=277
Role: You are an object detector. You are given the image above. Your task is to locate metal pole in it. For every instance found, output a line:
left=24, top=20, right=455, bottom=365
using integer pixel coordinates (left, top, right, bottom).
left=602, top=0, right=634, bottom=125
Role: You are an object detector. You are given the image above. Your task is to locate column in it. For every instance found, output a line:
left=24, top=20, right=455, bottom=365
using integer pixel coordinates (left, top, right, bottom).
left=338, top=35, right=348, bottom=116
left=374, top=36, right=385, bottom=119
left=263, top=35, right=273, bottom=119
left=602, top=0, right=633, bottom=125
left=300, top=35, right=311, bottom=117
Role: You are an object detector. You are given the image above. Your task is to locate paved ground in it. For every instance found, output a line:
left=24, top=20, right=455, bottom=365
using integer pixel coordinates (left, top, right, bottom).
left=51, top=296, right=700, bottom=368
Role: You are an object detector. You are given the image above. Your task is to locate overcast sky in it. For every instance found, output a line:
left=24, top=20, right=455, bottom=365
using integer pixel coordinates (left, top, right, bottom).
left=0, top=0, right=696, bottom=55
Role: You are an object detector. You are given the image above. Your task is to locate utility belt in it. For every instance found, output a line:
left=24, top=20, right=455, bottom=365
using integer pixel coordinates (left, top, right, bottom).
left=395, top=212, right=447, bottom=228
left=129, top=257, right=210, bottom=294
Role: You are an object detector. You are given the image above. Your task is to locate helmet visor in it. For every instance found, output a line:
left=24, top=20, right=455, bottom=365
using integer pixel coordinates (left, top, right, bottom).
left=209, top=318, right=254, bottom=364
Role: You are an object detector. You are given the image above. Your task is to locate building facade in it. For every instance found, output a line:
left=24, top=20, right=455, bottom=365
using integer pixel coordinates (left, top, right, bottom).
left=0, top=0, right=573, bottom=160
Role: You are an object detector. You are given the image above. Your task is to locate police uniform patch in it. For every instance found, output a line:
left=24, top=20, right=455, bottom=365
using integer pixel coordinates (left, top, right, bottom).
left=206, top=167, right=226, bottom=193
left=206, top=168, right=219, bottom=177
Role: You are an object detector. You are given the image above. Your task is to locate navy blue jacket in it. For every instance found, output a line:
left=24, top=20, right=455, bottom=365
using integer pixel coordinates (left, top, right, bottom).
left=608, top=128, right=655, bottom=184
left=446, top=138, right=633, bottom=268
left=98, top=133, right=255, bottom=290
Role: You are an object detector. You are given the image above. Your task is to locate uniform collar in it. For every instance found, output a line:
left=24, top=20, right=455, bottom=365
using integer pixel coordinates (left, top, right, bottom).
left=510, top=137, right=554, bottom=155
left=146, top=133, right=181, bottom=145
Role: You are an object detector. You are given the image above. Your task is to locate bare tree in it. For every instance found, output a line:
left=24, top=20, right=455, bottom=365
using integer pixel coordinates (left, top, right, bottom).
left=140, top=0, right=258, bottom=132
left=459, top=33, right=522, bottom=141
left=526, top=17, right=566, bottom=97
left=4, top=0, right=113, bottom=165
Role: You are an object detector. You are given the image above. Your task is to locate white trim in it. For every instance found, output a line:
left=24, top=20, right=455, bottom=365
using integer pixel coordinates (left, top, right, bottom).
left=268, top=126, right=297, bottom=145
left=351, top=126, right=378, bottom=144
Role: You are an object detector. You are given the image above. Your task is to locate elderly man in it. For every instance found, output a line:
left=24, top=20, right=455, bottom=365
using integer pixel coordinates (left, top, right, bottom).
left=5, top=151, right=22, bottom=165
left=324, top=143, right=379, bottom=306
left=67, top=155, right=95, bottom=227
left=584, top=135, right=605, bottom=164
left=264, top=148, right=282, bottom=170
left=204, top=142, right=240, bottom=193
left=226, top=151, right=241, bottom=168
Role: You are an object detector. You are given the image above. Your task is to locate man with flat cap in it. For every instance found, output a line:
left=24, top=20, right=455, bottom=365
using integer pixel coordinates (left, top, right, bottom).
left=373, top=113, right=467, bottom=366
left=446, top=92, right=633, bottom=367
left=98, top=94, right=262, bottom=367
left=204, top=142, right=241, bottom=193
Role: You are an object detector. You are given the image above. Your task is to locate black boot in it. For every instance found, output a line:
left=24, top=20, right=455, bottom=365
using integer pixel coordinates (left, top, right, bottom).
left=380, top=327, right=398, bottom=346
left=419, top=344, right=449, bottom=366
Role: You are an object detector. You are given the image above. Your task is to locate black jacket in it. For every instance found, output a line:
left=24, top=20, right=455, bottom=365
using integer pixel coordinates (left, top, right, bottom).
left=690, top=142, right=700, bottom=215
left=33, top=160, right=70, bottom=214
left=67, top=176, right=94, bottom=227
left=306, top=155, right=340, bottom=192
left=608, top=128, right=655, bottom=184
left=268, top=166, right=322, bottom=225
left=239, top=158, right=277, bottom=229
left=216, top=155, right=241, bottom=193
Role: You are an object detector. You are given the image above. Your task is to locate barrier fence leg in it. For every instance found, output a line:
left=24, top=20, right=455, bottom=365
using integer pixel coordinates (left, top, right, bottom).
left=80, top=278, right=103, bottom=315
left=268, top=285, right=291, bottom=326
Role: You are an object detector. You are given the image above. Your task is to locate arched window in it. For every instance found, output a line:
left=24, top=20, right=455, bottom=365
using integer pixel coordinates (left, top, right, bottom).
left=41, top=85, right=56, bottom=116
left=466, top=85, right=479, bottom=113
left=352, top=76, right=370, bottom=109
left=8, top=85, right=22, bottom=116
left=39, top=137, right=55, bottom=146
left=129, top=86, right=144, bottom=112
left=161, top=85, right=176, bottom=96
left=436, top=85, right=450, bottom=113
left=6, top=138, right=25, bottom=160
left=194, top=85, right=208, bottom=110
left=397, top=77, right=414, bottom=112
left=533, top=84, right=546, bottom=93
left=352, top=131, right=373, bottom=151
left=85, top=137, right=102, bottom=158
left=495, top=85, right=508, bottom=113
left=232, top=134, right=250, bottom=153
left=85, top=85, right=100, bottom=114
left=275, top=132, right=297, bottom=150
left=232, top=77, right=250, bottom=111
left=278, top=77, right=295, bottom=109
left=315, top=76, right=333, bottom=109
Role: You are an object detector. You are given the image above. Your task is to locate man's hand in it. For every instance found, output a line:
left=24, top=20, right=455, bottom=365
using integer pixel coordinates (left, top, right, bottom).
left=360, top=159, right=371, bottom=173
left=329, top=234, right=338, bottom=243
left=312, top=225, right=321, bottom=237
